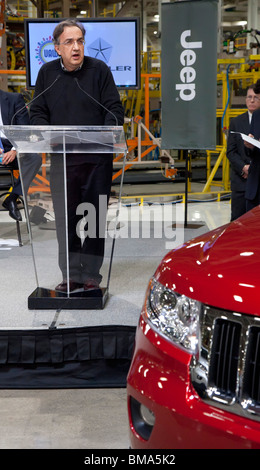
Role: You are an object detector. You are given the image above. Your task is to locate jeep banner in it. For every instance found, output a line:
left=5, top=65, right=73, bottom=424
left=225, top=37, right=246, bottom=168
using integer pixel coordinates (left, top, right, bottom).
left=161, top=0, right=218, bottom=150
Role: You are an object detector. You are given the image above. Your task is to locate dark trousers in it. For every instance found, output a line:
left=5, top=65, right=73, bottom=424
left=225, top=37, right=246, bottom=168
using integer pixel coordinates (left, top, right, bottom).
left=231, top=190, right=247, bottom=221
left=50, top=156, right=113, bottom=284
left=8, top=154, right=42, bottom=196
left=246, top=186, right=260, bottom=212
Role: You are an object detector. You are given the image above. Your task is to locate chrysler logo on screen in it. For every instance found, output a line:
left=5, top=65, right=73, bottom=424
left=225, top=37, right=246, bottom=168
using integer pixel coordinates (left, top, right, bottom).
left=87, top=37, right=112, bottom=63
left=35, top=36, right=58, bottom=65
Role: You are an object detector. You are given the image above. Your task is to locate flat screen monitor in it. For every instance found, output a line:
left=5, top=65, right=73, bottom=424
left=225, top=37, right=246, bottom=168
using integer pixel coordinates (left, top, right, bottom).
left=24, top=17, right=140, bottom=89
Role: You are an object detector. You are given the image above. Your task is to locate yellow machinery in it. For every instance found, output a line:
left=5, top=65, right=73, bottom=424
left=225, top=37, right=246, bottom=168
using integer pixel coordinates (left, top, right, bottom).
left=122, top=54, right=260, bottom=197
left=2, top=55, right=260, bottom=198
left=2, top=3, right=260, bottom=198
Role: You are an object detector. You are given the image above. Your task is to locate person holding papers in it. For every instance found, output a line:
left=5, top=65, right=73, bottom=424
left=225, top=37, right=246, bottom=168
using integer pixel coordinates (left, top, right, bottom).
left=244, top=79, right=260, bottom=211
left=227, top=84, right=260, bottom=220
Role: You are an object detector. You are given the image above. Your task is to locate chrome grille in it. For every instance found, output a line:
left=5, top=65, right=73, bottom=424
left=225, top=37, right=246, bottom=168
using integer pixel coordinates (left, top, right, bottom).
left=209, top=319, right=241, bottom=400
left=243, top=327, right=260, bottom=405
left=190, top=306, right=260, bottom=421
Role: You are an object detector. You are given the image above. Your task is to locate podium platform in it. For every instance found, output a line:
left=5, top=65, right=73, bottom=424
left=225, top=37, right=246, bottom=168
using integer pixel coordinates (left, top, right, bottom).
left=28, top=286, right=108, bottom=309
left=2, top=125, right=127, bottom=311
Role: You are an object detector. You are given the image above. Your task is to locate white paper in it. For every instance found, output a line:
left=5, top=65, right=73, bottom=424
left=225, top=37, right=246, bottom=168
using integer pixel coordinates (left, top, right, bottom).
left=231, top=131, right=260, bottom=149
left=0, top=238, right=19, bottom=246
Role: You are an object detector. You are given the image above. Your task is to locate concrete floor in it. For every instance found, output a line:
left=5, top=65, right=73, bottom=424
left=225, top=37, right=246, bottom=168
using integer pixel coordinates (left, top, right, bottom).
left=0, top=388, right=129, bottom=449
left=0, top=179, right=231, bottom=449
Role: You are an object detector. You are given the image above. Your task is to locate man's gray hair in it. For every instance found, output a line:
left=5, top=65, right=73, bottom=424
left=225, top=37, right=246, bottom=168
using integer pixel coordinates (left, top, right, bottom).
left=53, top=19, right=86, bottom=45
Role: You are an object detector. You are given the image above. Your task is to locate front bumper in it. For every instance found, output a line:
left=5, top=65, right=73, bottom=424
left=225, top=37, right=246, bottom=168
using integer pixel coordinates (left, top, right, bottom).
left=127, top=314, right=260, bottom=449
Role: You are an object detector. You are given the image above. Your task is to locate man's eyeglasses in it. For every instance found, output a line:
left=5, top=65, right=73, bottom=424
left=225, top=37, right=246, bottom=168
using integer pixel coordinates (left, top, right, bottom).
left=58, top=38, right=85, bottom=47
left=246, top=95, right=260, bottom=102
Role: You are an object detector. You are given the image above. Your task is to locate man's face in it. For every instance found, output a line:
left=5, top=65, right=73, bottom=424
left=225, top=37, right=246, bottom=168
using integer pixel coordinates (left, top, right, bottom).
left=246, top=89, right=260, bottom=113
left=55, top=26, right=85, bottom=71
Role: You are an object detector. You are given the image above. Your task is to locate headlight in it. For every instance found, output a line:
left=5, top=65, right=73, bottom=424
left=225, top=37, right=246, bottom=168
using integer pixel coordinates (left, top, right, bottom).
left=146, top=278, right=201, bottom=354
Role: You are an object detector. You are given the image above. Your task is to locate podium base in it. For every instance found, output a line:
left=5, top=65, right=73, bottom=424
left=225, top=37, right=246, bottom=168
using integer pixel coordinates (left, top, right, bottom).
left=28, top=286, right=108, bottom=310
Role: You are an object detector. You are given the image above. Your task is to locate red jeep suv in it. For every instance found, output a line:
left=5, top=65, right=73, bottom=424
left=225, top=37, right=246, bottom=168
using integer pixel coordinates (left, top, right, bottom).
left=127, top=207, right=260, bottom=449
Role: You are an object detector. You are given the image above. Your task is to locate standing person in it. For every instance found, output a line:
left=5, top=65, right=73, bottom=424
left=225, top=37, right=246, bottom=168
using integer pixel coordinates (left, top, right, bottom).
left=227, top=84, right=260, bottom=220
left=244, top=79, right=260, bottom=211
left=29, top=19, right=124, bottom=293
left=0, top=89, right=40, bottom=221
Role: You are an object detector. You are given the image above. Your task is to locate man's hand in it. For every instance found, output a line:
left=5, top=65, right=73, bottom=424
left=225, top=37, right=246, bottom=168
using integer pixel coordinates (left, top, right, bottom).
left=242, top=164, right=250, bottom=179
left=244, top=133, right=255, bottom=149
left=2, top=149, right=16, bottom=165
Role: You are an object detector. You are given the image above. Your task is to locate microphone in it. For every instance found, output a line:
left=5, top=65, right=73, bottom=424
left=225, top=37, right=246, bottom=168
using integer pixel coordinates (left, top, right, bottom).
left=74, top=77, right=118, bottom=126
left=11, top=75, right=61, bottom=126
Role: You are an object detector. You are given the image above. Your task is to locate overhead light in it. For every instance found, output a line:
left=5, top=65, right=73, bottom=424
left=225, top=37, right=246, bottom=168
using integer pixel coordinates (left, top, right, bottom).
left=154, top=14, right=159, bottom=22
left=80, top=10, right=87, bottom=14
left=222, top=21, right=247, bottom=27
left=235, top=21, right=247, bottom=26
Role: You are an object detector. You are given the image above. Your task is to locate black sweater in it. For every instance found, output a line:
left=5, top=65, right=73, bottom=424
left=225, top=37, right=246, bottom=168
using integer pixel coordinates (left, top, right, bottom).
left=29, top=56, right=124, bottom=127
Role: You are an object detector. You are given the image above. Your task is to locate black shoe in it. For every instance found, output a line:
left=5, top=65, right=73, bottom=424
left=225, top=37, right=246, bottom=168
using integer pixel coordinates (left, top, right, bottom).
left=84, top=279, right=100, bottom=291
left=2, top=196, right=22, bottom=221
left=55, top=280, right=83, bottom=292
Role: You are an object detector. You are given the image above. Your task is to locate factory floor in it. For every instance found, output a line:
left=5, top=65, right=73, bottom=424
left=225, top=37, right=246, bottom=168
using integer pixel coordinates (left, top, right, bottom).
left=0, top=177, right=231, bottom=451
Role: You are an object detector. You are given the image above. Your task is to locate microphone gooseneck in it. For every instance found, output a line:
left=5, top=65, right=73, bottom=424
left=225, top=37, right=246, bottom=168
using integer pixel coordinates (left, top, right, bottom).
left=10, top=75, right=61, bottom=126
left=74, top=77, right=118, bottom=127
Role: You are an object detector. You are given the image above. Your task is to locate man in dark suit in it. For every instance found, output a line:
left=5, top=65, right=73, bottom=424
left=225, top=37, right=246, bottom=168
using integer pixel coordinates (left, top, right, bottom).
left=245, top=79, right=260, bottom=211
left=227, top=84, right=260, bottom=220
left=0, top=89, right=41, bottom=221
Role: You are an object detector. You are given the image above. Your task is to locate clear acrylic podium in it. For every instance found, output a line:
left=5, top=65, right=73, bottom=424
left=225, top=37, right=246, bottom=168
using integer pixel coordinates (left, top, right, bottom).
left=2, top=125, right=127, bottom=310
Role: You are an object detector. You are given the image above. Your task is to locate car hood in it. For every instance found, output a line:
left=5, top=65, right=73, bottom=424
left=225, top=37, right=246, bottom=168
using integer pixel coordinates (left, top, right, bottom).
left=154, top=206, right=260, bottom=316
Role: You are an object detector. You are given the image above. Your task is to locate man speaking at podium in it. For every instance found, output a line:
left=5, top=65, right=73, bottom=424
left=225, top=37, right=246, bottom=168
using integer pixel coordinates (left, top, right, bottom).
left=30, top=19, right=124, bottom=293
